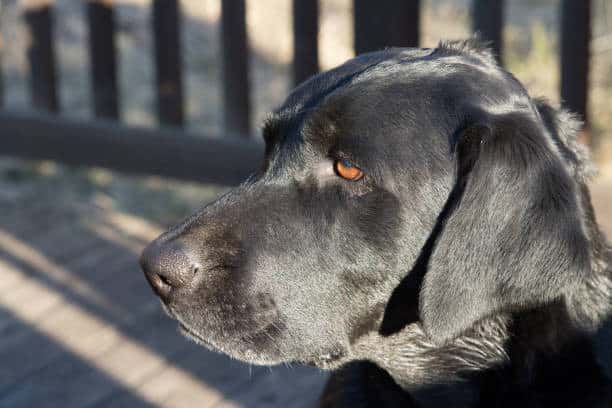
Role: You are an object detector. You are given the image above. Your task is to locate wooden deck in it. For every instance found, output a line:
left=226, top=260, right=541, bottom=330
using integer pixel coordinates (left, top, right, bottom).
left=0, top=197, right=328, bottom=408
left=0, top=173, right=610, bottom=408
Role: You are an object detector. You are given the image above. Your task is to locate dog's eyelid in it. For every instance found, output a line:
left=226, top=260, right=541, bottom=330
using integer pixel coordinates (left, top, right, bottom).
left=329, top=150, right=361, bottom=167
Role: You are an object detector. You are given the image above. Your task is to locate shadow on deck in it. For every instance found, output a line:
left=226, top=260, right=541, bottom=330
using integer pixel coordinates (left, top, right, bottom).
left=0, top=196, right=328, bottom=408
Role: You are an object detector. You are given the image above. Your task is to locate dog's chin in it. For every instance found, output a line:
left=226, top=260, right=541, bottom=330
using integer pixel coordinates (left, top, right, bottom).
left=175, top=318, right=287, bottom=366
left=178, top=323, right=215, bottom=348
left=177, top=320, right=352, bottom=369
left=160, top=301, right=282, bottom=363
left=164, top=302, right=351, bottom=369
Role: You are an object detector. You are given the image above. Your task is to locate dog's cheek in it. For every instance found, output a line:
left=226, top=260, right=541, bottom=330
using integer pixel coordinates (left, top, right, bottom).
left=351, top=188, right=402, bottom=254
left=328, top=189, right=405, bottom=341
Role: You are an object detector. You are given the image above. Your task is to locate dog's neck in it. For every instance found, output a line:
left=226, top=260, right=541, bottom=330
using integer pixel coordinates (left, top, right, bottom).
left=350, top=238, right=612, bottom=407
left=351, top=315, right=510, bottom=406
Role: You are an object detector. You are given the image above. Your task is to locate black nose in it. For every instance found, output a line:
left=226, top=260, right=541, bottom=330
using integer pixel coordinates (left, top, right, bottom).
left=140, top=239, right=196, bottom=299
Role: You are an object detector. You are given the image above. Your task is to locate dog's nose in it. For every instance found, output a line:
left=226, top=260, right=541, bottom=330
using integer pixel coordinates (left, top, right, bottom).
left=140, top=239, right=196, bottom=299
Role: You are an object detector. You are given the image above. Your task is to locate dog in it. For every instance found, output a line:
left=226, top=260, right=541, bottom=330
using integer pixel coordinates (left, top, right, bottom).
left=141, top=39, right=612, bottom=407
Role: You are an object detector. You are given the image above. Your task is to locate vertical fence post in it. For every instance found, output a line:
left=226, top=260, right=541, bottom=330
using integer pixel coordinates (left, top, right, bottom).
left=23, top=0, right=59, bottom=112
left=560, top=0, right=591, bottom=136
left=292, top=0, right=319, bottom=86
left=471, top=0, right=504, bottom=63
left=153, top=0, right=184, bottom=127
left=221, top=0, right=250, bottom=137
left=87, top=0, right=119, bottom=119
left=353, top=0, right=419, bottom=55
left=0, top=28, right=4, bottom=107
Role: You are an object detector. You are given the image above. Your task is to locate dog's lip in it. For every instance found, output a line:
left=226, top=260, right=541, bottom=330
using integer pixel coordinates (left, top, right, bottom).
left=162, top=304, right=216, bottom=347
left=164, top=301, right=284, bottom=360
left=179, top=322, right=203, bottom=339
left=176, top=316, right=282, bottom=352
left=178, top=322, right=217, bottom=347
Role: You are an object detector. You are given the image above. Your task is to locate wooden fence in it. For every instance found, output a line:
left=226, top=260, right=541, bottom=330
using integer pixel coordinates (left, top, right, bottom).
left=0, top=0, right=592, bottom=185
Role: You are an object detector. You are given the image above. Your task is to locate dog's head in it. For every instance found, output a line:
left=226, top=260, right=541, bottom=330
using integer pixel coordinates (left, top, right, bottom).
left=141, top=40, right=592, bottom=369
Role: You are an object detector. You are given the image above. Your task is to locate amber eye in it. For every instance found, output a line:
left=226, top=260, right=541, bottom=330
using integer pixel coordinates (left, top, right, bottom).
left=334, top=159, right=364, bottom=181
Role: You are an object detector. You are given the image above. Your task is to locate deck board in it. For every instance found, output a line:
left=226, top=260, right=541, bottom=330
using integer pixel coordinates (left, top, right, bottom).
left=0, top=199, right=328, bottom=408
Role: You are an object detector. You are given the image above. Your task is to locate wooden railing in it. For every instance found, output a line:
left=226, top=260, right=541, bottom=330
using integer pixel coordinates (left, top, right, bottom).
left=0, top=0, right=592, bottom=185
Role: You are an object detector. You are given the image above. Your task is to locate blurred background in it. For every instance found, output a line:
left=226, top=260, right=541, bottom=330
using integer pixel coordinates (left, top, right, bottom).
left=0, top=1, right=611, bottom=407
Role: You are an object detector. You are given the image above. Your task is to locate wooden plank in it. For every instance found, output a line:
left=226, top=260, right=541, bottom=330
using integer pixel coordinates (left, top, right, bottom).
left=0, top=201, right=330, bottom=407
left=0, top=222, right=105, bottom=263
left=0, top=296, right=175, bottom=408
left=153, top=0, right=184, bottom=127
left=353, top=0, right=420, bottom=55
left=471, top=0, right=504, bottom=63
left=560, top=0, right=591, bottom=127
left=215, top=364, right=326, bottom=408
left=23, top=0, right=59, bottom=112
left=0, top=110, right=263, bottom=185
left=221, top=0, right=250, bottom=137
left=0, top=28, right=4, bottom=107
left=87, top=0, right=119, bottom=119
left=292, top=0, right=319, bottom=85
left=0, top=272, right=215, bottom=407
left=138, top=348, right=272, bottom=408
left=0, top=253, right=135, bottom=391
left=0, top=348, right=124, bottom=408
left=0, top=202, right=78, bottom=235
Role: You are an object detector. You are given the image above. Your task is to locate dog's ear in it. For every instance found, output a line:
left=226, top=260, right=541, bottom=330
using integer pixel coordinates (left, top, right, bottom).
left=419, top=111, right=591, bottom=344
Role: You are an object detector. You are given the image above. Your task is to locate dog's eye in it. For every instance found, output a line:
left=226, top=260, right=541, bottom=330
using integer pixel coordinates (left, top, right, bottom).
left=334, top=159, right=364, bottom=181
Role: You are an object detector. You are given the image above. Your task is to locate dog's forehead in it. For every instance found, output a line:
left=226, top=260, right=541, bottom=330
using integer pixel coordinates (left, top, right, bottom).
left=264, top=75, right=443, bottom=155
left=279, top=48, right=433, bottom=113
left=263, top=44, right=529, bottom=159
left=263, top=61, right=422, bottom=147
left=275, top=44, right=509, bottom=118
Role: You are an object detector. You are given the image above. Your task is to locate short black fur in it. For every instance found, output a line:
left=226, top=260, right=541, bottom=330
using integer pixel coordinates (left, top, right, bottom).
left=141, top=39, right=612, bottom=407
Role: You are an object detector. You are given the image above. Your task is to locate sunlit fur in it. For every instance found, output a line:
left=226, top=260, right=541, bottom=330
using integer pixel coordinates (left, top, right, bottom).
left=145, top=40, right=612, bottom=407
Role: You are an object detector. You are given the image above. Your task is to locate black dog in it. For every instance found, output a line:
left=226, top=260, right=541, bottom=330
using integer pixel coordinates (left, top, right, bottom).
left=141, top=40, right=612, bottom=407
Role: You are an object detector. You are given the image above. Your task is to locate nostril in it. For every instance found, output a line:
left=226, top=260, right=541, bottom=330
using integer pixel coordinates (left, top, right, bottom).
left=157, top=273, right=172, bottom=287
left=192, top=264, right=201, bottom=275
left=144, top=271, right=172, bottom=298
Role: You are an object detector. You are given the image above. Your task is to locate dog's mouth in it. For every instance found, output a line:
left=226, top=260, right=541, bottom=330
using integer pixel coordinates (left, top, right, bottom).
left=179, top=318, right=348, bottom=369
left=161, top=301, right=288, bottom=365
left=158, top=302, right=214, bottom=346
left=180, top=320, right=291, bottom=366
left=160, top=299, right=349, bottom=369
left=178, top=322, right=216, bottom=347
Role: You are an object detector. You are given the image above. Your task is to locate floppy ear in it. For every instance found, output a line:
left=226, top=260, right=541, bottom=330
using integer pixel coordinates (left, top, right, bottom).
left=419, top=111, right=592, bottom=344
